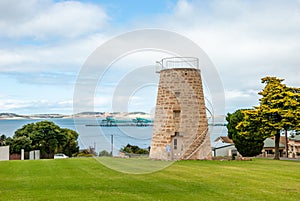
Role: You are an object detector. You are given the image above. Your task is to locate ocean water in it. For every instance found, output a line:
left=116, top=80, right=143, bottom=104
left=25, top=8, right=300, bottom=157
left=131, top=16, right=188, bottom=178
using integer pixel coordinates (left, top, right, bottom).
left=0, top=117, right=227, bottom=154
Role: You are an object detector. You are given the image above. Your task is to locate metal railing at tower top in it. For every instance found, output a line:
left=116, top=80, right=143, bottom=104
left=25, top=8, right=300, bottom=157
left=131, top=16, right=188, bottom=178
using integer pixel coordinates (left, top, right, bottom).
left=156, top=57, right=199, bottom=72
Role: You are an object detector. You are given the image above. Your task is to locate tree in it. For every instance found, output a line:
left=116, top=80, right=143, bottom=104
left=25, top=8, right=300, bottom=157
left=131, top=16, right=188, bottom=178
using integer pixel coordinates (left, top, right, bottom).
left=9, top=136, right=32, bottom=154
left=60, top=128, right=79, bottom=157
left=258, top=77, right=300, bottom=159
left=120, top=144, right=149, bottom=155
left=227, top=77, right=300, bottom=159
left=227, top=109, right=266, bottom=157
left=15, top=121, right=62, bottom=157
left=99, top=150, right=111, bottom=157
left=226, top=109, right=245, bottom=139
left=12, top=121, right=79, bottom=158
left=0, top=134, right=7, bottom=146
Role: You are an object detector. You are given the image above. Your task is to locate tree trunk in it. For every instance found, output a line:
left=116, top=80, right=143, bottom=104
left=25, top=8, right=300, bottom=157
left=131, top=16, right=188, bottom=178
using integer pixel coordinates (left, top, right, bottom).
left=285, top=129, right=288, bottom=158
left=274, top=132, right=280, bottom=160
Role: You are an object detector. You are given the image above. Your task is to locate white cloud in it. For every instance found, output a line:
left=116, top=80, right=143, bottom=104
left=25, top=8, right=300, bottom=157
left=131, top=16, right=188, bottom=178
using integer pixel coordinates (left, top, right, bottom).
left=0, top=98, right=73, bottom=114
left=1, top=0, right=300, bottom=115
left=0, top=33, right=107, bottom=73
left=0, top=50, right=38, bottom=66
left=173, top=0, right=194, bottom=18
left=152, top=0, right=300, bottom=112
left=224, top=89, right=259, bottom=112
left=0, top=0, right=108, bottom=39
left=0, top=0, right=49, bottom=22
left=0, top=1, right=109, bottom=79
left=225, top=89, right=257, bottom=99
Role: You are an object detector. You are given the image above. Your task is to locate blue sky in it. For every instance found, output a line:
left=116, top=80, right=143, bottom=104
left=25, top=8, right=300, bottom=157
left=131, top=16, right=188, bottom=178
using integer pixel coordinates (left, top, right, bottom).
left=0, top=0, right=300, bottom=115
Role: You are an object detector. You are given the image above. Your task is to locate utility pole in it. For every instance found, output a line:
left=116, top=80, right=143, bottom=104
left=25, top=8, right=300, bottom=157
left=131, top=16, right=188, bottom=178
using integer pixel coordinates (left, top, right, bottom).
left=111, top=134, right=113, bottom=156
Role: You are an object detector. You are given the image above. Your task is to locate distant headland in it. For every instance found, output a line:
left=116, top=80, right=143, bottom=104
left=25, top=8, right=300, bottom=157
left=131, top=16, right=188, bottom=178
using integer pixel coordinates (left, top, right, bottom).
left=0, top=112, right=152, bottom=120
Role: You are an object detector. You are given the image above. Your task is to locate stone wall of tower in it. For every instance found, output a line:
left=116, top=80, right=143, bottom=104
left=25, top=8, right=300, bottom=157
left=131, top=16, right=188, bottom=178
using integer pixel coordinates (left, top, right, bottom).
left=149, top=68, right=212, bottom=160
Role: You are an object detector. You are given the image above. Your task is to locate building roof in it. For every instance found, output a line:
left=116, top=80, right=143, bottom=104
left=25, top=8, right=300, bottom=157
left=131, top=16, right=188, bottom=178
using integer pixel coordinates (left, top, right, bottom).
left=289, top=135, right=300, bottom=141
left=214, top=136, right=234, bottom=144
left=212, top=144, right=235, bottom=150
left=264, top=138, right=285, bottom=148
left=214, top=136, right=288, bottom=148
left=270, top=136, right=287, bottom=145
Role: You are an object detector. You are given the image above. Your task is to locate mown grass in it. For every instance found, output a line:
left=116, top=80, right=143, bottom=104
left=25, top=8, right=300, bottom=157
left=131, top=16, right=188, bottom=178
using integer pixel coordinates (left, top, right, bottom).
left=0, top=158, right=299, bottom=201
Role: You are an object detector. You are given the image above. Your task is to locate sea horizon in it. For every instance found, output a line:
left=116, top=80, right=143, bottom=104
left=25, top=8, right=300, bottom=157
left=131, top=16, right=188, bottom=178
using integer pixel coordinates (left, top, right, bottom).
left=0, top=116, right=227, bottom=155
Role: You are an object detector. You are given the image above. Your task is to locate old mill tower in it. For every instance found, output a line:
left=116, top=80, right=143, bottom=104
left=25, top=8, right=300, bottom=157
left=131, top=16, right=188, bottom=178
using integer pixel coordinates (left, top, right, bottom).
left=149, top=57, right=212, bottom=160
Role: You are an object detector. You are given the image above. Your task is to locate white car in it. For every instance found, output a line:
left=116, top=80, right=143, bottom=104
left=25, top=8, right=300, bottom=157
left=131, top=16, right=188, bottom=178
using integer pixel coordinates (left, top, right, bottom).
left=54, top=153, right=69, bottom=159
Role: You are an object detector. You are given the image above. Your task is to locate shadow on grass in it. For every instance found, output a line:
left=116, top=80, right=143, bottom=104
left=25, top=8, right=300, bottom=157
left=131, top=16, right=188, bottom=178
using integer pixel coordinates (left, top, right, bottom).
left=95, top=157, right=174, bottom=174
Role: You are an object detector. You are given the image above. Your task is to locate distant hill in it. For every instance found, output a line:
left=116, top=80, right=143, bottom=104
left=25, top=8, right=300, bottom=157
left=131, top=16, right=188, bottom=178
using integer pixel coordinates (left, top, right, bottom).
left=0, top=112, right=152, bottom=119
left=0, top=113, right=67, bottom=119
left=74, top=112, right=104, bottom=115
left=73, top=111, right=152, bottom=119
left=29, top=114, right=66, bottom=118
left=0, top=113, right=29, bottom=119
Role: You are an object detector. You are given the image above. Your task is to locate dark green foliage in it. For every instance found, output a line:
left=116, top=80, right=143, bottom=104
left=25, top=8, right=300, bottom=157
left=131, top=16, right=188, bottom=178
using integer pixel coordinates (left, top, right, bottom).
left=232, top=134, right=264, bottom=157
left=59, top=128, right=79, bottom=157
left=99, top=150, right=112, bottom=157
left=226, top=109, right=265, bottom=157
left=0, top=134, right=7, bottom=146
left=76, top=149, right=95, bottom=157
left=120, top=144, right=149, bottom=154
left=136, top=148, right=149, bottom=154
left=226, top=109, right=246, bottom=139
left=227, top=77, right=300, bottom=159
left=8, top=136, right=32, bottom=153
left=258, top=77, right=300, bottom=159
left=10, top=121, right=79, bottom=157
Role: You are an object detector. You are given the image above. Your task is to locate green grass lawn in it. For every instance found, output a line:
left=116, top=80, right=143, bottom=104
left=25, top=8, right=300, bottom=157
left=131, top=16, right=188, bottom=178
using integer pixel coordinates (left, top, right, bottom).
left=0, top=158, right=299, bottom=201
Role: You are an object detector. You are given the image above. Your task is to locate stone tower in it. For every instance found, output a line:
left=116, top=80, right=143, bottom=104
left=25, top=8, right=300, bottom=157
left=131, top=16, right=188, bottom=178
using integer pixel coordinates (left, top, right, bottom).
left=149, top=57, right=212, bottom=160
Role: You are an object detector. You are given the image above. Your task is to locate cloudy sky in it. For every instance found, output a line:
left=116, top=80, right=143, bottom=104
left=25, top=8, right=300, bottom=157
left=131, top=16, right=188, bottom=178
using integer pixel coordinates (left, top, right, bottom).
left=0, top=0, right=299, bottom=115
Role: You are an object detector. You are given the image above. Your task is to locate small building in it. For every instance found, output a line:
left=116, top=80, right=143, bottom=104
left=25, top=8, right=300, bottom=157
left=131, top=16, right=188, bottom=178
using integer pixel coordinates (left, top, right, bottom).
left=212, top=136, right=238, bottom=157
left=288, top=135, right=300, bottom=158
left=261, top=138, right=285, bottom=157
left=213, top=136, right=291, bottom=158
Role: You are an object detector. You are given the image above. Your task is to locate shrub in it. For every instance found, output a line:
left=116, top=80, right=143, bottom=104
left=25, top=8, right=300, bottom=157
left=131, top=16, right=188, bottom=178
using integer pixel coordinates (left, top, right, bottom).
left=120, top=144, right=149, bottom=154
left=99, top=150, right=112, bottom=157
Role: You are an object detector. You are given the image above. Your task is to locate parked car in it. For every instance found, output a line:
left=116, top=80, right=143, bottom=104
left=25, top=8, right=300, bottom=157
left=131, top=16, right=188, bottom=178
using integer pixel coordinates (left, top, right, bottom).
left=54, top=153, right=69, bottom=159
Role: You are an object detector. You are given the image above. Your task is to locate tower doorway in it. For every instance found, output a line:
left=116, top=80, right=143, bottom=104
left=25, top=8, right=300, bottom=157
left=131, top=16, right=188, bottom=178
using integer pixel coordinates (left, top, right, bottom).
left=171, top=132, right=183, bottom=160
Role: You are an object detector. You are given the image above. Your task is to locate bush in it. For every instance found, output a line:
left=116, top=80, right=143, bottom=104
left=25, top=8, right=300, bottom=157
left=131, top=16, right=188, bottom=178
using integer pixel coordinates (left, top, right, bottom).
left=77, top=153, right=94, bottom=157
left=227, top=110, right=265, bottom=157
left=75, top=149, right=96, bottom=157
left=99, top=150, right=112, bottom=157
left=233, top=134, right=264, bottom=157
left=120, top=144, right=149, bottom=155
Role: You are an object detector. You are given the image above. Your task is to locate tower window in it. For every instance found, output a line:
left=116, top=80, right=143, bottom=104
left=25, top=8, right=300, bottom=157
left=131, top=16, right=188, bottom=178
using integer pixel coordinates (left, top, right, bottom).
left=175, top=91, right=180, bottom=97
left=173, top=110, right=181, bottom=118
left=174, top=139, right=177, bottom=150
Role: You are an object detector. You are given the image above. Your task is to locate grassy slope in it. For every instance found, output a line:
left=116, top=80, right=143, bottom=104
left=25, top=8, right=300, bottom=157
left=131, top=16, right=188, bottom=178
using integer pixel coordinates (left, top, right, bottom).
left=0, top=158, right=299, bottom=201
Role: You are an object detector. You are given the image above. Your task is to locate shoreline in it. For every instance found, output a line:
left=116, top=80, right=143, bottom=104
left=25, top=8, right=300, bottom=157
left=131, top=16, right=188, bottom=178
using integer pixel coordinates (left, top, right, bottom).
left=0, top=112, right=153, bottom=121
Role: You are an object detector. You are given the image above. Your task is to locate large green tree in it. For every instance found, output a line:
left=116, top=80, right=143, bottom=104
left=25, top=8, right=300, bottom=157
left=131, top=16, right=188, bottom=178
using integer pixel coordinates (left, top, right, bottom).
left=258, top=77, right=300, bottom=159
left=227, top=109, right=266, bottom=157
left=227, top=77, right=299, bottom=159
left=12, top=121, right=79, bottom=158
